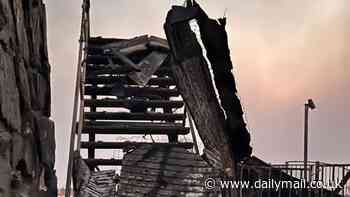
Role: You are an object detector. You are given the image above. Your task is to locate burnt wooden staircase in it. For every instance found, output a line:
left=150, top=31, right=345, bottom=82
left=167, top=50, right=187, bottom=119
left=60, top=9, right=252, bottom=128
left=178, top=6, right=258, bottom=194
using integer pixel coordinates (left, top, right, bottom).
left=80, top=36, right=194, bottom=169
left=65, top=2, right=197, bottom=196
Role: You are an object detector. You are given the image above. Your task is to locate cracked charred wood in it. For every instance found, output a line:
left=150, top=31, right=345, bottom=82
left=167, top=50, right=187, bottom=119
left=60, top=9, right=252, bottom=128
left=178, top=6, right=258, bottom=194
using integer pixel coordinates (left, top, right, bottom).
left=194, top=1, right=252, bottom=161
left=81, top=121, right=190, bottom=135
left=166, top=1, right=252, bottom=166
left=0, top=0, right=55, bottom=196
left=128, top=51, right=168, bottom=86
left=85, top=75, right=176, bottom=86
left=164, top=3, right=236, bottom=176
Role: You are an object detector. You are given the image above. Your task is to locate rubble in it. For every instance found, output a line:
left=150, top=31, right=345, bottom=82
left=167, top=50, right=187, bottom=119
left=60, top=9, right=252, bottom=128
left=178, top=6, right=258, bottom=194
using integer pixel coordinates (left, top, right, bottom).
left=73, top=153, right=116, bottom=197
left=117, top=145, right=220, bottom=197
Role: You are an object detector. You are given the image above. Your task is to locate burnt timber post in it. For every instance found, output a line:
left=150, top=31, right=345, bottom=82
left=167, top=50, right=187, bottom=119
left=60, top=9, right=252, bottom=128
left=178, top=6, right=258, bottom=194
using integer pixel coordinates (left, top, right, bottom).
left=164, top=2, right=237, bottom=177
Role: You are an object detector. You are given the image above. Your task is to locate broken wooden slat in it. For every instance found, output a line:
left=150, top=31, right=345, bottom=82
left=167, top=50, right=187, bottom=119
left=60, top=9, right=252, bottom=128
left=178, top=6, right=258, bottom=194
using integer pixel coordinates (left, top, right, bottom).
left=84, top=112, right=185, bottom=121
left=84, top=86, right=180, bottom=97
left=85, top=75, right=176, bottom=86
left=80, top=142, right=193, bottom=150
left=118, top=35, right=149, bottom=55
left=112, top=51, right=140, bottom=71
left=86, top=65, right=172, bottom=76
left=128, top=51, right=168, bottom=86
left=86, top=55, right=140, bottom=72
left=88, top=36, right=149, bottom=57
left=82, top=121, right=190, bottom=135
left=84, top=99, right=183, bottom=109
left=84, top=159, right=122, bottom=167
left=148, top=36, right=170, bottom=51
left=88, top=37, right=125, bottom=46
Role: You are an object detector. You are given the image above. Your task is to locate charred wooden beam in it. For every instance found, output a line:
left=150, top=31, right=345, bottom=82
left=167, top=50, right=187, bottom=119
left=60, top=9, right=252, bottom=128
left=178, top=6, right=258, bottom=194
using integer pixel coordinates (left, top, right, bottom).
left=85, top=76, right=176, bottom=86
left=84, top=112, right=185, bottom=121
left=128, top=51, right=168, bottom=86
left=169, top=58, right=236, bottom=174
left=84, top=99, right=184, bottom=108
left=165, top=3, right=236, bottom=176
left=86, top=55, right=115, bottom=65
left=84, top=159, right=122, bottom=167
left=148, top=36, right=170, bottom=52
left=87, top=35, right=149, bottom=56
left=84, top=86, right=180, bottom=97
left=80, top=142, right=193, bottom=149
left=82, top=122, right=190, bottom=135
left=88, top=35, right=170, bottom=56
left=86, top=66, right=172, bottom=76
left=86, top=54, right=141, bottom=73
left=88, top=37, right=125, bottom=46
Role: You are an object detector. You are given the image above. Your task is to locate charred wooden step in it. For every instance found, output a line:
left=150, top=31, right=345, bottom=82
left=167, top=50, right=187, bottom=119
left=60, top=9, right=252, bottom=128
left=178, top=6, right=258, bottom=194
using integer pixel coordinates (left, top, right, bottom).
left=85, top=112, right=185, bottom=121
left=86, top=66, right=172, bottom=76
left=85, top=76, right=175, bottom=86
left=82, top=122, right=190, bottom=135
left=88, top=37, right=125, bottom=46
left=87, top=36, right=169, bottom=56
left=85, top=86, right=179, bottom=97
left=86, top=65, right=135, bottom=75
left=80, top=142, right=193, bottom=150
left=84, top=159, right=122, bottom=167
left=84, top=99, right=184, bottom=109
left=86, top=55, right=133, bottom=66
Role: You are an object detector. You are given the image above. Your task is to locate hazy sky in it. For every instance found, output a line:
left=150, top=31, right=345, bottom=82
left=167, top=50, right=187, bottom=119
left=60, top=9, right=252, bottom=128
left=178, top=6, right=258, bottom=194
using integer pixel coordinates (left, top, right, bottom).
left=43, top=0, right=350, bottom=188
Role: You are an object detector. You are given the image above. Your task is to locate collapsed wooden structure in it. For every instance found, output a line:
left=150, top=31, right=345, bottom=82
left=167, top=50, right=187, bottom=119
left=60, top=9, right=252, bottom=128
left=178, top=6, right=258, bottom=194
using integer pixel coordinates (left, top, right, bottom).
left=65, top=1, right=350, bottom=197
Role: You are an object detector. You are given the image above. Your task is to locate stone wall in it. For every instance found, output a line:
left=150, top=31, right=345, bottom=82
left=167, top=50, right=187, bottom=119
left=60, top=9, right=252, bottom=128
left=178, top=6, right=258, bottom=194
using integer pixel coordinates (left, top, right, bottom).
left=0, top=0, right=56, bottom=196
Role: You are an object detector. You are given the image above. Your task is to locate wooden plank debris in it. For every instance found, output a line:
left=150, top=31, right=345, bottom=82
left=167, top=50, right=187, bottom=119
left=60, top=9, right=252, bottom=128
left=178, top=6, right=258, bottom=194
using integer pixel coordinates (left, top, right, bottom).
left=128, top=51, right=168, bottom=86
left=81, top=121, right=190, bottom=135
left=73, top=153, right=116, bottom=197
left=117, top=145, right=220, bottom=197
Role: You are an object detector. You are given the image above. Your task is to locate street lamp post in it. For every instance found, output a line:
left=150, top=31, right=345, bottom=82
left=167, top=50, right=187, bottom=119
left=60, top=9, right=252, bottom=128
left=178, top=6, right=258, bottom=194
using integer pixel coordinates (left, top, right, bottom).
left=304, top=99, right=316, bottom=182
